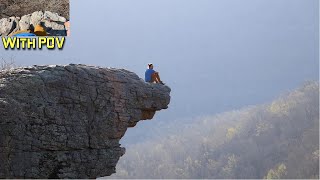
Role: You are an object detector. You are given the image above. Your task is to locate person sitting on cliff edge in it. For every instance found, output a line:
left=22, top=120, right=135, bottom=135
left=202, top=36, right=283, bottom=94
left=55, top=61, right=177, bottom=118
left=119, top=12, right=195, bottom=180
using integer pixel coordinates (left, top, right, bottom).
left=145, top=63, right=165, bottom=85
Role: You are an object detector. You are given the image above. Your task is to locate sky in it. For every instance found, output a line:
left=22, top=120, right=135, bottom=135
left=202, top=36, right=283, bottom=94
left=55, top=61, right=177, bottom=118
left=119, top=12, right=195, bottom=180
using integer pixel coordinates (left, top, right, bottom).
left=0, top=0, right=318, bottom=128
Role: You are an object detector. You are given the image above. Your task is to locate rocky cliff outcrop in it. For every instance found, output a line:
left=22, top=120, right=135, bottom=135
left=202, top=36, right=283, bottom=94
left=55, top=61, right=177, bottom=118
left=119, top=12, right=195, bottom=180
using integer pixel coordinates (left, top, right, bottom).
left=0, top=64, right=171, bottom=178
left=0, top=11, right=68, bottom=36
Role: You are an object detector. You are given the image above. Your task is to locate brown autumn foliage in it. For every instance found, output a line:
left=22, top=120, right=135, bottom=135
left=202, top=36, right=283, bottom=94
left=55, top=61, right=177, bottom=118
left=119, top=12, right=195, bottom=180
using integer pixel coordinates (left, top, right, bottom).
left=0, top=0, right=69, bottom=19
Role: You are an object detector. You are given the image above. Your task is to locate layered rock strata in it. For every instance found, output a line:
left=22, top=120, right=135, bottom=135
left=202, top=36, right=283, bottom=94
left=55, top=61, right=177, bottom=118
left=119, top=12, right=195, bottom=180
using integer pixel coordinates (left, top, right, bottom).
left=0, top=64, right=171, bottom=178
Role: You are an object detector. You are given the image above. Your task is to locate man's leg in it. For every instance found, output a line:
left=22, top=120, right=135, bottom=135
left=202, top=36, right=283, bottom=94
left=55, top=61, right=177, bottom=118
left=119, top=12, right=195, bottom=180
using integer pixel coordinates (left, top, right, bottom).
left=151, top=73, right=160, bottom=83
left=154, top=72, right=162, bottom=82
left=152, top=72, right=163, bottom=84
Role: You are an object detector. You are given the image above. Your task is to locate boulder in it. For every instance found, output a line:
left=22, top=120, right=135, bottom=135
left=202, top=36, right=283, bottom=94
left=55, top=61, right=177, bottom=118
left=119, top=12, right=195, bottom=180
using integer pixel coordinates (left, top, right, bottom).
left=0, top=17, right=18, bottom=36
left=30, top=11, right=44, bottom=26
left=44, top=11, right=67, bottom=22
left=19, top=14, right=31, bottom=30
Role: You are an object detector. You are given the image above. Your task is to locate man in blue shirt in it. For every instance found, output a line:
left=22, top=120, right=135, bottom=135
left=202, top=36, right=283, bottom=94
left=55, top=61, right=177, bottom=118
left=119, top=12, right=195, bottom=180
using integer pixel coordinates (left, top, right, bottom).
left=145, top=63, right=164, bottom=84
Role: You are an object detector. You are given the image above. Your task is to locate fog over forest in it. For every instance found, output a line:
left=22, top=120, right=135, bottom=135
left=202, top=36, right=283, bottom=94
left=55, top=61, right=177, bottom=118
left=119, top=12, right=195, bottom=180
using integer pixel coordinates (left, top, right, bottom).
left=109, top=82, right=319, bottom=179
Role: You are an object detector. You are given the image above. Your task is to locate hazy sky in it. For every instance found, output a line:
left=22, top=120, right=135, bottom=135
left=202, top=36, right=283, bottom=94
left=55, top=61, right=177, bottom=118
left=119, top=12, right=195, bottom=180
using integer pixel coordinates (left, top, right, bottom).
left=0, top=0, right=318, bottom=122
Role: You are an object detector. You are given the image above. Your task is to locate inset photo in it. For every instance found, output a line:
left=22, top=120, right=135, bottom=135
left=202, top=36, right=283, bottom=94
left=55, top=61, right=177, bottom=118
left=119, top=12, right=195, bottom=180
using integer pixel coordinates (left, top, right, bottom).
left=0, top=0, right=70, bottom=37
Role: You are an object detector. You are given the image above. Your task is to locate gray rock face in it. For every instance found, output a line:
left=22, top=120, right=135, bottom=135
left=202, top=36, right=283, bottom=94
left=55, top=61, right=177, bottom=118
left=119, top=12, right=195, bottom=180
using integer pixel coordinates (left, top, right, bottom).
left=19, top=14, right=32, bottom=31
left=0, top=64, right=171, bottom=178
left=0, top=17, right=19, bottom=36
left=0, top=11, right=67, bottom=36
left=44, top=11, right=67, bottom=22
left=30, top=11, right=44, bottom=27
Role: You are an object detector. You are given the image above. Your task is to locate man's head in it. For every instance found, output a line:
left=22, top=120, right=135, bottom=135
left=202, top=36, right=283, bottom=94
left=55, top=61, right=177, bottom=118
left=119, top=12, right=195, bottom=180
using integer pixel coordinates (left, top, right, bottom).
left=148, top=63, right=154, bottom=69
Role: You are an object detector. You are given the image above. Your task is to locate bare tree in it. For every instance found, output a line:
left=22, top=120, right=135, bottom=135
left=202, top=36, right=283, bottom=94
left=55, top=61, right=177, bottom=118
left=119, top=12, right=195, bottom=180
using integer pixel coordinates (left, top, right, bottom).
left=0, top=57, right=16, bottom=72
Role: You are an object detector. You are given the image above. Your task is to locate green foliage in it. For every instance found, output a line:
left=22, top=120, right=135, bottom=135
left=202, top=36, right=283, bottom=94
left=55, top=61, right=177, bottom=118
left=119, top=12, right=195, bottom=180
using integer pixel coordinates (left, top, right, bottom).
left=110, top=82, right=319, bottom=179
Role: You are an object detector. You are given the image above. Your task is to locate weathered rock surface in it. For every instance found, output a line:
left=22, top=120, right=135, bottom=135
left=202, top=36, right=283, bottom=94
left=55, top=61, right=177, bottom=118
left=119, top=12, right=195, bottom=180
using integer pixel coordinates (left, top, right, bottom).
left=0, top=0, right=69, bottom=19
left=0, top=17, right=19, bottom=36
left=0, top=64, right=171, bottom=178
left=0, top=11, right=67, bottom=36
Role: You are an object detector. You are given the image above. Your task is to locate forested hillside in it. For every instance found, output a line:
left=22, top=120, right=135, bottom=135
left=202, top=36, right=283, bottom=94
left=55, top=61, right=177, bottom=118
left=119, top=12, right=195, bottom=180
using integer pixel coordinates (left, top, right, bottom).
left=110, top=82, right=319, bottom=179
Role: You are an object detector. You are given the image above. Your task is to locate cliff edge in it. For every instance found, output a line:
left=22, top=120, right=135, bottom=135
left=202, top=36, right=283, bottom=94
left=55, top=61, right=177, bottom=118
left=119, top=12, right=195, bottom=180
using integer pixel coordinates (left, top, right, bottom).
left=0, top=64, right=171, bottom=178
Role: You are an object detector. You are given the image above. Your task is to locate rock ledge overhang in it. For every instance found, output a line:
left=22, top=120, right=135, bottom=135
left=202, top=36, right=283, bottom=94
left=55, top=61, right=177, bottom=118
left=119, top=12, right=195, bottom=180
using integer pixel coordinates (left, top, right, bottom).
left=0, top=64, right=171, bottom=178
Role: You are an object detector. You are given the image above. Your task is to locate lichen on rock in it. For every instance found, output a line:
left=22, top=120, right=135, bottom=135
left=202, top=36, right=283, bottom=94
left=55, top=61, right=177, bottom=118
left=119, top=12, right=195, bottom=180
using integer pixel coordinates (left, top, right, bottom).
left=0, top=64, right=171, bottom=178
